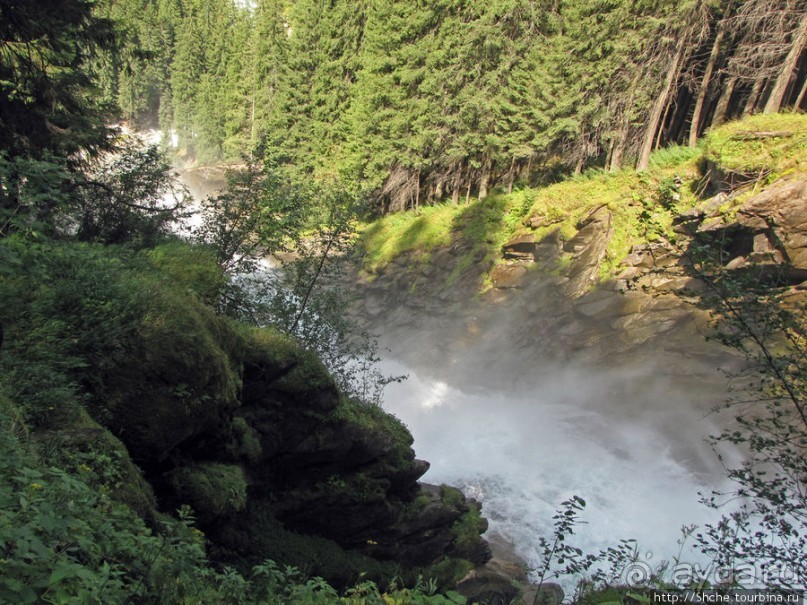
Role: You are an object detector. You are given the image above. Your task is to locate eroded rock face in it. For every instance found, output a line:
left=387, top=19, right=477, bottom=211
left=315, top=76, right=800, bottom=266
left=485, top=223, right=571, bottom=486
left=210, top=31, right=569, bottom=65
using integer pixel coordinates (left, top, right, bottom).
left=491, top=263, right=528, bottom=288
left=672, top=176, right=807, bottom=286
left=717, top=177, right=807, bottom=280
left=495, top=205, right=613, bottom=297
left=502, top=234, right=538, bottom=261
left=562, top=205, right=613, bottom=297
left=348, top=173, right=807, bottom=389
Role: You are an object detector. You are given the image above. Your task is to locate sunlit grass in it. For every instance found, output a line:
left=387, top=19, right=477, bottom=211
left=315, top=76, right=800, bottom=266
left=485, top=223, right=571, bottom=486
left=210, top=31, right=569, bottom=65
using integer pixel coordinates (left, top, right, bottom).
left=702, top=112, right=807, bottom=178
left=359, top=203, right=456, bottom=272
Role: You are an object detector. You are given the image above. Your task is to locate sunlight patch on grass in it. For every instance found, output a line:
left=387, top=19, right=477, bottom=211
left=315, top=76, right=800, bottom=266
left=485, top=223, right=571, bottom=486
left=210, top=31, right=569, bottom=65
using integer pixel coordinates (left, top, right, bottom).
left=702, top=112, right=807, bottom=178
left=359, top=203, right=456, bottom=272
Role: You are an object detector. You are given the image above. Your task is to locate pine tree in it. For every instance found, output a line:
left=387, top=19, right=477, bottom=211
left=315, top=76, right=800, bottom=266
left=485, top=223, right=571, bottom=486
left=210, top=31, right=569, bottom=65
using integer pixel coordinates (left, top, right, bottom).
left=0, top=0, right=116, bottom=161
left=0, top=0, right=120, bottom=235
left=263, top=0, right=368, bottom=184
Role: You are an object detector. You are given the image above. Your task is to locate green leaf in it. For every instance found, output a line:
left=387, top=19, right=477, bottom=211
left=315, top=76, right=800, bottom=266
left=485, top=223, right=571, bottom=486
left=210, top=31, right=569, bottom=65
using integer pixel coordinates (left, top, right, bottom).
left=49, top=563, right=82, bottom=585
left=445, top=589, right=468, bottom=604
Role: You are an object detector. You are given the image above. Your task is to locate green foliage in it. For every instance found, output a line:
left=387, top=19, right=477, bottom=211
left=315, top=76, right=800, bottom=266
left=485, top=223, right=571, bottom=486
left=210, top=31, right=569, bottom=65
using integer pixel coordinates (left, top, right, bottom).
left=193, top=159, right=310, bottom=278
left=74, top=139, right=188, bottom=246
left=448, top=505, right=487, bottom=557
left=702, top=113, right=807, bottom=183
left=358, top=139, right=705, bottom=284
left=0, top=239, right=244, bottom=462
left=647, top=145, right=702, bottom=170
left=104, top=0, right=805, bottom=206
left=357, top=112, right=807, bottom=288
left=0, top=390, right=218, bottom=604
left=0, top=394, right=469, bottom=603
left=0, top=153, right=76, bottom=238
left=1, top=135, right=186, bottom=244
left=201, top=173, right=406, bottom=407
left=0, top=235, right=477, bottom=603
left=360, top=203, right=457, bottom=272
left=147, top=241, right=226, bottom=305
left=168, top=463, right=248, bottom=520
left=0, top=0, right=116, bottom=162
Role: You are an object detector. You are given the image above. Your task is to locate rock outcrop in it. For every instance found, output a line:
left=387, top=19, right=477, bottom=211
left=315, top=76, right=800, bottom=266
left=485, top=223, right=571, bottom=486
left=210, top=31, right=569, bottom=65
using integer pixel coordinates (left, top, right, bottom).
left=561, top=204, right=613, bottom=297
left=687, top=176, right=807, bottom=284
left=38, top=245, right=492, bottom=588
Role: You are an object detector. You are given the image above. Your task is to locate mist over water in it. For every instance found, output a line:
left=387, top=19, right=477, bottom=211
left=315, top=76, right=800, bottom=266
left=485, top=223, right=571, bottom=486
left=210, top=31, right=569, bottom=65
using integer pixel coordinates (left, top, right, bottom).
left=379, top=354, right=738, bottom=583
left=162, top=155, right=743, bottom=583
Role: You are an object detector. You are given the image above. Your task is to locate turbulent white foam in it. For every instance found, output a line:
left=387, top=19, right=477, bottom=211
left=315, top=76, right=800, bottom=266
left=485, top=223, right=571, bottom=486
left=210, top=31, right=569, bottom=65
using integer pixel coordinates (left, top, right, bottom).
left=380, top=358, right=735, bottom=584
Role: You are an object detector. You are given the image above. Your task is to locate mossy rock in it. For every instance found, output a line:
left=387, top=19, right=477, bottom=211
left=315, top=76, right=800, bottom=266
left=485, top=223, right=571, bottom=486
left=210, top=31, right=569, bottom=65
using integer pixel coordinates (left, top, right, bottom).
left=224, top=415, right=263, bottom=463
left=211, top=500, right=405, bottom=589
left=238, top=326, right=340, bottom=458
left=167, top=462, right=248, bottom=521
left=100, top=285, right=243, bottom=461
left=244, top=327, right=337, bottom=399
left=146, top=242, right=226, bottom=305
left=32, top=406, right=158, bottom=523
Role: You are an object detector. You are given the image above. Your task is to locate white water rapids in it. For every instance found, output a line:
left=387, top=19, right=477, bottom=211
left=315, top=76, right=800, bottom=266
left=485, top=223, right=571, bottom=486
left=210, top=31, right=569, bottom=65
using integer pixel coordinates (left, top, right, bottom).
left=378, top=355, right=739, bottom=585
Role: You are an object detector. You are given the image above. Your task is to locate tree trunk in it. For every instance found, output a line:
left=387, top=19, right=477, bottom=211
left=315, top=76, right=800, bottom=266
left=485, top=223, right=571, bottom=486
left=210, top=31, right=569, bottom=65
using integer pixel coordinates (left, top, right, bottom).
left=414, top=170, right=420, bottom=210
left=478, top=157, right=491, bottom=200
left=655, top=98, right=674, bottom=150
left=605, top=138, right=615, bottom=172
left=610, top=80, right=638, bottom=171
left=796, top=75, right=807, bottom=109
left=465, top=179, right=472, bottom=205
left=435, top=177, right=444, bottom=201
left=669, top=88, right=694, bottom=145
left=609, top=133, right=625, bottom=171
left=250, top=95, right=256, bottom=144
left=712, top=76, right=735, bottom=126
left=764, top=13, right=807, bottom=113
left=637, top=42, right=685, bottom=170
left=690, top=14, right=728, bottom=146
left=507, top=157, right=516, bottom=193
left=743, top=78, right=764, bottom=117
left=451, top=165, right=461, bottom=205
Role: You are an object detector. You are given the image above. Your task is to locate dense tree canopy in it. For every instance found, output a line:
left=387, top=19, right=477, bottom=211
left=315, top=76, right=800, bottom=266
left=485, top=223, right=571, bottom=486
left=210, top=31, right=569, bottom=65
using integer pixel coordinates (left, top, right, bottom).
left=85, top=0, right=807, bottom=209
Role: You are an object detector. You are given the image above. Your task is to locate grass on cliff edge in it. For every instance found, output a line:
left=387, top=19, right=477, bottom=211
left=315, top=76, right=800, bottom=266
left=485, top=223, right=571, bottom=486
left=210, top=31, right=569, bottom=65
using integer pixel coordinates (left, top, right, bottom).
left=357, top=112, right=807, bottom=283
left=703, top=112, right=807, bottom=177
